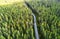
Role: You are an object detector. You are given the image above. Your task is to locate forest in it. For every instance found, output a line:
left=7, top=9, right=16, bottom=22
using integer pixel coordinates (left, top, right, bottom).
left=0, top=0, right=60, bottom=39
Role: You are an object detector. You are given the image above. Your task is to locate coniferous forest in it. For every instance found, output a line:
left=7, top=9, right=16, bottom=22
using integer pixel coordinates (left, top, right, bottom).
left=0, top=0, right=60, bottom=39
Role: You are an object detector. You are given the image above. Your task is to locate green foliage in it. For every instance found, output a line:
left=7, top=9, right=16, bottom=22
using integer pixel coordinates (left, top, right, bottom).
left=0, top=0, right=60, bottom=39
left=0, top=2, right=35, bottom=39
left=28, top=0, right=60, bottom=39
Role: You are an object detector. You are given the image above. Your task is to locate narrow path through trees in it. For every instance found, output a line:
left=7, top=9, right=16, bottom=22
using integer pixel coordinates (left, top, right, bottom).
left=25, top=1, right=39, bottom=39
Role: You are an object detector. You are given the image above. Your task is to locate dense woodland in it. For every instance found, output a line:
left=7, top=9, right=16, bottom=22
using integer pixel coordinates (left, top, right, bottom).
left=0, top=0, right=60, bottom=39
